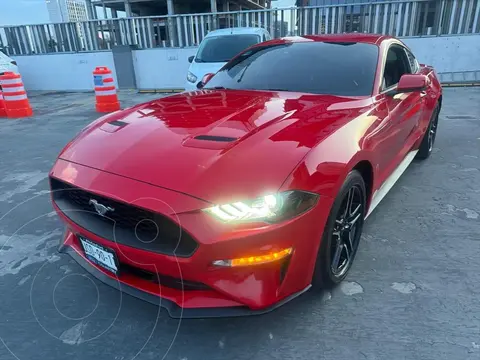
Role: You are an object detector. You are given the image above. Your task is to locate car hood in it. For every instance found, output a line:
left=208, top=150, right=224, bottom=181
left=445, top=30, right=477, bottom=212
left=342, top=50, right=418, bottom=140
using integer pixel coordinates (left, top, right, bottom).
left=59, top=90, right=369, bottom=204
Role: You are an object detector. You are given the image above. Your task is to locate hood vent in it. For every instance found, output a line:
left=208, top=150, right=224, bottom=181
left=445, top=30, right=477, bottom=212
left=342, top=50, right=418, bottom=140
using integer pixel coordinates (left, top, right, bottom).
left=194, top=135, right=238, bottom=142
left=109, top=120, right=128, bottom=127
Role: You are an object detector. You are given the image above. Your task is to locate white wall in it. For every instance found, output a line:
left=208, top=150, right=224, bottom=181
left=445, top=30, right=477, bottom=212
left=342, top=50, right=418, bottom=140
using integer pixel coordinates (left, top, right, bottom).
left=12, top=51, right=117, bottom=91
left=403, top=35, right=480, bottom=74
left=132, top=47, right=198, bottom=90
left=10, top=34, right=480, bottom=92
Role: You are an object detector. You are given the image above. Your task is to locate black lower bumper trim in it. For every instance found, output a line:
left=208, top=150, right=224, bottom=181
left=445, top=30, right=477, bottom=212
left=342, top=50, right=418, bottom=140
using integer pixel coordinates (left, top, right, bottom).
left=59, top=245, right=311, bottom=319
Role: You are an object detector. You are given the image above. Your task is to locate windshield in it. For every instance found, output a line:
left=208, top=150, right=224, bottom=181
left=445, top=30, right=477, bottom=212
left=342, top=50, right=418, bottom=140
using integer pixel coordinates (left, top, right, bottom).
left=195, top=34, right=261, bottom=63
left=204, top=41, right=379, bottom=96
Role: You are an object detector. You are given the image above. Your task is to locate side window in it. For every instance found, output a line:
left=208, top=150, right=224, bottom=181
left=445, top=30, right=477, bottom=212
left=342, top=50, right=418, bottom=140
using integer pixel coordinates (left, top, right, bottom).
left=382, top=45, right=412, bottom=89
left=262, top=34, right=267, bottom=42
left=406, top=50, right=419, bottom=73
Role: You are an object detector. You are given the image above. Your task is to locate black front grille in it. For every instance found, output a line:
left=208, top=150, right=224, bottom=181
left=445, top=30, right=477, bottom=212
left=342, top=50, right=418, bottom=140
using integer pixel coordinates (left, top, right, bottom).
left=51, top=177, right=198, bottom=257
left=121, top=263, right=210, bottom=291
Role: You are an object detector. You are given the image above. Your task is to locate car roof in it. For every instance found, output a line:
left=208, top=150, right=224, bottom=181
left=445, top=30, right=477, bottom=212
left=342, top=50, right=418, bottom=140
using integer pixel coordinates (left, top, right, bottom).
left=205, top=27, right=268, bottom=37
left=258, top=33, right=393, bottom=46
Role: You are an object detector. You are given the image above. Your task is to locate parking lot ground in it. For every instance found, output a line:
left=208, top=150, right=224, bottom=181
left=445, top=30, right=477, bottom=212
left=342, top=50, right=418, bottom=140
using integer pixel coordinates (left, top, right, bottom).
left=0, top=88, right=480, bottom=360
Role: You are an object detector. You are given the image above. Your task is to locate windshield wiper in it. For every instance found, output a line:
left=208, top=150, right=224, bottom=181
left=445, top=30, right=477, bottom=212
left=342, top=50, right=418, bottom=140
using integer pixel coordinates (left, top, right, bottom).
left=236, top=63, right=251, bottom=83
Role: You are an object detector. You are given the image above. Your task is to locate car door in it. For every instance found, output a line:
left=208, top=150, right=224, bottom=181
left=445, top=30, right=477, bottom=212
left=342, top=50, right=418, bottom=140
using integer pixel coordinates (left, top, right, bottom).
left=373, top=44, right=425, bottom=184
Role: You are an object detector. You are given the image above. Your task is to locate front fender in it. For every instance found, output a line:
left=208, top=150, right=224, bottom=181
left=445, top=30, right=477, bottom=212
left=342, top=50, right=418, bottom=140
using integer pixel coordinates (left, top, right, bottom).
left=280, top=112, right=377, bottom=200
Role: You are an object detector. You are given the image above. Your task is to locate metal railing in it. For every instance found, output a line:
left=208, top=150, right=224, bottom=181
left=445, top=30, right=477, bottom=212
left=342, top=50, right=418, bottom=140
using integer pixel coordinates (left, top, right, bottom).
left=0, top=0, right=479, bottom=55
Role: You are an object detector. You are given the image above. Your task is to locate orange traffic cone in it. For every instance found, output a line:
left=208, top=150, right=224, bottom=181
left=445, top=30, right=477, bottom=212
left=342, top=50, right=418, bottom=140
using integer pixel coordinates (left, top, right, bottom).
left=93, top=66, right=120, bottom=113
left=0, top=72, right=33, bottom=118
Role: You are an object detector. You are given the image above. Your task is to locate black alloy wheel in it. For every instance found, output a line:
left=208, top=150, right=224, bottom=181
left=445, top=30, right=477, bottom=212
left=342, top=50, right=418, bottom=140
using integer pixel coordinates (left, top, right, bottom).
left=312, top=170, right=366, bottom=288
left=330, top=185, right=363, bottom=277
left=427, top=105, right=439, bottom=152
left=417, top=103, right=440, bottom=160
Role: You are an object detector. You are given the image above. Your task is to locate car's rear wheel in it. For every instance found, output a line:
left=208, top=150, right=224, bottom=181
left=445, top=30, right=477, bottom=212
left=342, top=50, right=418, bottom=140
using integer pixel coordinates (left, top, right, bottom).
left=416, top=103, right=440, bottom=160
left=312, top=170, right=366, bottom=289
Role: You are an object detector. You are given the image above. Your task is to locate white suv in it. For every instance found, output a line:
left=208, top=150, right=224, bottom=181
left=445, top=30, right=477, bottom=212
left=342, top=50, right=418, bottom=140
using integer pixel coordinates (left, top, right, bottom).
left=0, top=50, right=19, bottom=74
left=185, top=27, right=272, bottom=91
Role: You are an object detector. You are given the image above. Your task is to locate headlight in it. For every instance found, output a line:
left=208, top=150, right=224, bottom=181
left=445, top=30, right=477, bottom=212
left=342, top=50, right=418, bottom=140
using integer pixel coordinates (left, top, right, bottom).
left=187, top=71, right=197, bottom=83
left=203, top=191, right=318, bottom=223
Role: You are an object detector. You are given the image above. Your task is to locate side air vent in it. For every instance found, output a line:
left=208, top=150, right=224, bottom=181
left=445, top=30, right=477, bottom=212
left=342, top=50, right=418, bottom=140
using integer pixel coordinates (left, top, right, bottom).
left=194, top=135, right=238, bottom=142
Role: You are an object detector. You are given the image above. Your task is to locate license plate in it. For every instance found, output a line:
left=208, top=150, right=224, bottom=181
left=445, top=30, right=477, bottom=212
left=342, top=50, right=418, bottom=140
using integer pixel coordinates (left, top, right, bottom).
left=80, top=237, right=118, bottom=275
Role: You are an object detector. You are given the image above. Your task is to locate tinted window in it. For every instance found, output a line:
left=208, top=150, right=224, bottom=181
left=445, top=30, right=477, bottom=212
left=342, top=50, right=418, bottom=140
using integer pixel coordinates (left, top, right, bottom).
left=383, top=45, right=412, bottom=89
left=195, top=34, right=260, bottom=63
left=406, top=49, right=419, bottom=73
left=205, top=42, right=379, bottom=96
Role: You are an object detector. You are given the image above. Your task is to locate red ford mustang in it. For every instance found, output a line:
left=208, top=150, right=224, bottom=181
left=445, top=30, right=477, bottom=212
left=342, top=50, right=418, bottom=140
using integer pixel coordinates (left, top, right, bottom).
left=50, top=34, right=442, bottom=318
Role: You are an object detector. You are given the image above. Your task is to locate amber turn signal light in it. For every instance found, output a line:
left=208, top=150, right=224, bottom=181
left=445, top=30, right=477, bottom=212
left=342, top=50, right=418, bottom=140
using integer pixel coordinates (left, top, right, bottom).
left=212, top=248, right=293, bottom=267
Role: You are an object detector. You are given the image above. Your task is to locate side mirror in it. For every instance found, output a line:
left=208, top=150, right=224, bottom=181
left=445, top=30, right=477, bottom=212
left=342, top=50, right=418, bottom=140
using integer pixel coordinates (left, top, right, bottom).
left=396, top=74, right=427, bottom=93
left=197, top=73, right=215, bottom=89
left=188, top=55, right=194, bottom=63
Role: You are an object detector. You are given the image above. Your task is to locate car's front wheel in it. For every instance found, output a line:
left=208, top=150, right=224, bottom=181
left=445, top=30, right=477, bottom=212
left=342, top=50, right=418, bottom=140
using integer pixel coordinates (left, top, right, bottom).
left=312, top=170, right=366, bottom=289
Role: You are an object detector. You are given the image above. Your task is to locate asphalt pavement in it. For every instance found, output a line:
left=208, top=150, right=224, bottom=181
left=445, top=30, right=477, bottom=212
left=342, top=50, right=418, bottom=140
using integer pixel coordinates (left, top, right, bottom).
left=0, top=88, right=479, bottom=360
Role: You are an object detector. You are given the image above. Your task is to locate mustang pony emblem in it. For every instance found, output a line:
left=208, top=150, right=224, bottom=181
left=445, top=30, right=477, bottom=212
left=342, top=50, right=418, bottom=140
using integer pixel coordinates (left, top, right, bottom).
left=89, top=199, right=114, bottom=216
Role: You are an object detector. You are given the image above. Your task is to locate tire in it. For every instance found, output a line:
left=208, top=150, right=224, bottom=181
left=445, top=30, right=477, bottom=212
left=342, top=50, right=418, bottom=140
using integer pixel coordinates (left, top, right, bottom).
left=416, top=103, right=440, bottom=160
left=312, top=170, right=366, bottom=289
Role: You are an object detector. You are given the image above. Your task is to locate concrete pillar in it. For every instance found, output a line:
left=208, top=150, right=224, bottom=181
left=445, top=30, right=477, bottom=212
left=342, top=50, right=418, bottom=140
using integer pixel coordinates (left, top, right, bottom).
left=110, top=7, right=121, bottom=45
left=90, top=3, right=98, bottom=19
left=223, top=1, right=230, bottom=27
left=210, top=0, right=218, bottom=12
left=85, top=0, right=95, bottom=20
left=211, top=0, right=218, bottom=29
left=167, top=0, right=175, bottom=14
left=124, top=0, right=133, bottom=17
left=103, top=2, right=108, bottom=19
left=166, top=0, right=177, bottom=47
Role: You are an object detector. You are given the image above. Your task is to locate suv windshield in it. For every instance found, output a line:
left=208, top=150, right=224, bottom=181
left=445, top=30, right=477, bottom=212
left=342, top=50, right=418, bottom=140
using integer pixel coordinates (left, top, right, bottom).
left=195, top=34, right=260, bottom=63
left=204, top=41, right=379, bottom=96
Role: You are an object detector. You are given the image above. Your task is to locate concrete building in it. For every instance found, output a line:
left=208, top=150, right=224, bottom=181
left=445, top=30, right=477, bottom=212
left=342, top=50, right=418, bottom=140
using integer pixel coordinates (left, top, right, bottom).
left=46, top=0, right=89, bottom=22
left=87, top=0, right=272, bottom=19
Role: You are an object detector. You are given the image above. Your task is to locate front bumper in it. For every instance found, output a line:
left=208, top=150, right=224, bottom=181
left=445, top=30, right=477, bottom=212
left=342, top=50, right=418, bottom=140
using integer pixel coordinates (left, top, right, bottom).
left=59, top=240, right=311, bottom=318
left=51, top=159, right=333, bottom=317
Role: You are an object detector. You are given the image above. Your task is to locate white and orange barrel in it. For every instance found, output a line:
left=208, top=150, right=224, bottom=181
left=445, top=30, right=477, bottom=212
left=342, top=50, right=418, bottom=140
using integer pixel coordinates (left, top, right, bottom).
left=93, top=66, right=120, bottom=113
left=0, top=87, right=7, bottom=117
left=0, top=72, right=33, bottom=118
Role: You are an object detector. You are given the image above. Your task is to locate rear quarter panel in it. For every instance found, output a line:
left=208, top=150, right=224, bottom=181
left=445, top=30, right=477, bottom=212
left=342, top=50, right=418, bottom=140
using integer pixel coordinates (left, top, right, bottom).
left=421, top=65, right=442, bottom=127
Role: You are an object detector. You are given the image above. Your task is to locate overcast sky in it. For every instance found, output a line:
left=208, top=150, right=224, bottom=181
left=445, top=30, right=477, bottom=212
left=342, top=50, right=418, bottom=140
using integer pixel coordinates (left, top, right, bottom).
left=0, top=0, right=50, bottom=26
left=273, top=0, right=296, bottom=8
